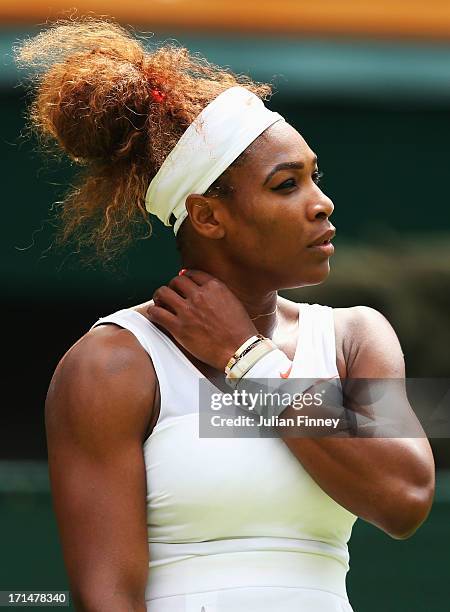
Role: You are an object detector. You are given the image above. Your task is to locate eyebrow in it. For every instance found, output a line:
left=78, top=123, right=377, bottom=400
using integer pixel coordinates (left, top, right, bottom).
left=263, top=156, right=318, bottom=186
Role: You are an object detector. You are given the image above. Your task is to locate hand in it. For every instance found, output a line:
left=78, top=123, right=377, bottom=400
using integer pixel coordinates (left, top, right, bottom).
left=146, top=270, right=258, bottom=371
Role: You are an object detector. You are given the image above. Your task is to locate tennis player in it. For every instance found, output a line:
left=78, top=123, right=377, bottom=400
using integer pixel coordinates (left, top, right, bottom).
left=17, top=18, right=435, bottom=612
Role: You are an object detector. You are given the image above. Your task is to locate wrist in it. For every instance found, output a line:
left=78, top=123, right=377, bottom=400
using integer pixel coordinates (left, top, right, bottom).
left=225, top=334, right=293, bottom=387
left=226, top=337, right=277, bottom=381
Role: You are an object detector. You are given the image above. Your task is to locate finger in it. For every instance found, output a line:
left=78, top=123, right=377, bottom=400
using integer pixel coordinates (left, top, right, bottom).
left=168, top=274, right=200, bottom=298
left=152, top=286, right=186, bottom=315
left=146, top=303, right=179, bottom=332
left=182, top=269, right=218, bottom=286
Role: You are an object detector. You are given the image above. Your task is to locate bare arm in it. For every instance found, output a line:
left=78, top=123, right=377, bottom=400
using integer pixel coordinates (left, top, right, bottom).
left=45, top=325, right=157, bottom=611
left=280, top=306, right=435, bottom=539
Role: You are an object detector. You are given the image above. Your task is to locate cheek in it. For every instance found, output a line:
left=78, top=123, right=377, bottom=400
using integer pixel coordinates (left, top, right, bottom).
left=246, top=194, right=297, bottom=230
left=225, top=192, right=307, bottom=258
left=229, top=209, right=301, bottom=268
left=254, top=200, right=305, bottom=251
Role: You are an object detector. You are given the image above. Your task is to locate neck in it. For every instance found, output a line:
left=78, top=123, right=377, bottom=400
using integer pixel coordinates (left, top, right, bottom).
left=181, top=253, right=279, bottom=338
left=232, top=286, right=279, bottom=338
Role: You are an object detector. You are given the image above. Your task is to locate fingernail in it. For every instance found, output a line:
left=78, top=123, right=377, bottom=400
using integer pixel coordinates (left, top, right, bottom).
left=178, top=268, right=188, bottom=276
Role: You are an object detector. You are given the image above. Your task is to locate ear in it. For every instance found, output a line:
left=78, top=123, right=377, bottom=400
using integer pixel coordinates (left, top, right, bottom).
left=185, top=193, right=226, bottom=239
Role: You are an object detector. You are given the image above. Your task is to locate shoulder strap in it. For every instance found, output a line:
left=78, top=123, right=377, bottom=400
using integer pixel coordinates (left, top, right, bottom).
left=289, top=303, right=338, bottom=380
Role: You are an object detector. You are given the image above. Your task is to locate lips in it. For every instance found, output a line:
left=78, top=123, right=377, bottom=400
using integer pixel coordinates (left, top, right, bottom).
left=308, top=228, right=336, bottom=248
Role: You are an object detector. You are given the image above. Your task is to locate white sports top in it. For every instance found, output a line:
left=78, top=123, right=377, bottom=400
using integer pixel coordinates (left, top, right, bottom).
left=90, top=302, right=357, bottom=608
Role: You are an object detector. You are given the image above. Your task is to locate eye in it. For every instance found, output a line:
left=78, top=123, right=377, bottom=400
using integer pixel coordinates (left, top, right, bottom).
left=273, top=170, right=324, bottom=191
left=273, top=178, right=297, bottom=191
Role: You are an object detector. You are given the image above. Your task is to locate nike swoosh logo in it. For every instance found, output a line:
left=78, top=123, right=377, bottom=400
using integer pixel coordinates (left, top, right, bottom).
left=280, top=363, right=292, bottom=379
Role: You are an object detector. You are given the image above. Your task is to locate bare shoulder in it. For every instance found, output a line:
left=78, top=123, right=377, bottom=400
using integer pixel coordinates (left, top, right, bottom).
left=334, top=304, right=394, bottom=336
left=333, top=306, right=405, bottom=378
left=46, top=323, right=157, bottom=446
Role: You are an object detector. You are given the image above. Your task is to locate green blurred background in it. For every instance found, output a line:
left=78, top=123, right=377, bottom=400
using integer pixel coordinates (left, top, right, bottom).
left=1, top=3, right=450, bottom=610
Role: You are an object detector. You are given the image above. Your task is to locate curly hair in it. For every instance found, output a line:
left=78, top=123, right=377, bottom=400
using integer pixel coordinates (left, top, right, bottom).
left=14, top=15, right=273, bottom=264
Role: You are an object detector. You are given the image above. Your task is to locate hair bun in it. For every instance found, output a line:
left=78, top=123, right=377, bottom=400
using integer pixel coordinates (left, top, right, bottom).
left=16, top=19, right=152, bottom=164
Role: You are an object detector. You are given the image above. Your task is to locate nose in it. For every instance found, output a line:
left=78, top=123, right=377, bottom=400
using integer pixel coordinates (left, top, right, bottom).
left=306, top=191, right=334, bottom=222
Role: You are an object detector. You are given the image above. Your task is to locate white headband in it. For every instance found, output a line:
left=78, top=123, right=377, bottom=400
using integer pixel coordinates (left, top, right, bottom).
left=145, top=85, right=285, bottom=235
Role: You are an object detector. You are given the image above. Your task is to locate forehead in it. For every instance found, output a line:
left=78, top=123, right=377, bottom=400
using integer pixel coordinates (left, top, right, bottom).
left=247, top=121, right=316, bottom=171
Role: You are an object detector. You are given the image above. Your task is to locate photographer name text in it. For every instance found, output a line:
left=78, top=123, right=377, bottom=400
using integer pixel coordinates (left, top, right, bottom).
left=210, top=414, right=340, bottom=428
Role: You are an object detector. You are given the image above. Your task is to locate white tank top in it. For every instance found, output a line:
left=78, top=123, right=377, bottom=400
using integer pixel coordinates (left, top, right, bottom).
left=90, top=302, right=357, bottom=603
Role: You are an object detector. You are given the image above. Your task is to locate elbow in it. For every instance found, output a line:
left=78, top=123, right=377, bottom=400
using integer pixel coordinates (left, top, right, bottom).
left=71, top=587, right=146, bottom=612
left=71, top=589, right=103, bottom=612
left=379, top=481, right=435, bottom=540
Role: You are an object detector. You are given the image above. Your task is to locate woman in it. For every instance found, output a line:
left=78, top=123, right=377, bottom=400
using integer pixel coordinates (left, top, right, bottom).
left=17, top=18, right=435, bottom=612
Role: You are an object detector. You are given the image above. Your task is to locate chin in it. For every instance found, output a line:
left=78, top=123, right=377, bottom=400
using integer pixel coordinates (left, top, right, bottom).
left=287, top=261, right=331, bottom=289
